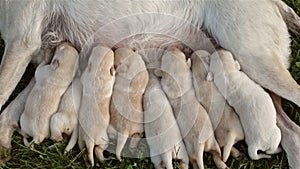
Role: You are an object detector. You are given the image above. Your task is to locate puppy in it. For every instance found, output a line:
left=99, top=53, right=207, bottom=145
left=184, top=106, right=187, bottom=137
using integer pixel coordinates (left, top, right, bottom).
left=209, top=50, right=281, bottom=160
left=20, top=43, right=79, bottom=146
left=77, top=45, right=115, bottom=167
left=160, top=47, right=228, bottom=169
left=191, top=50, right=244, bottom=162
left=144, top=71, right=189, bottom=169
left=270, top=92, right=300, bottom=169
left=50, top=76, right=82, bottom=153
left=0, top=78, right=35, bottom=162
left=108, top=48, right=149, bottom=161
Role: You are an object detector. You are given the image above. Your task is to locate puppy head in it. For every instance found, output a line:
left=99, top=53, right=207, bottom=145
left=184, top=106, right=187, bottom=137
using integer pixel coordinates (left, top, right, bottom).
left=50, top=113, right=69, bottom=141
left=114, top=48, right=147, bottom=79
left=191, top=50, right=211, bottom=81
left=210, top=50, right=240, bottom=77
left=51, top=43, right=79, bottom=76
left=160, top=48, right=193, bottom=98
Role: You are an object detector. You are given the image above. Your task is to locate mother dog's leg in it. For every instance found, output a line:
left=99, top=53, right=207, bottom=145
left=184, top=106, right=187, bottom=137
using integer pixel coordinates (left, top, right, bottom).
left=274, top=0, right=300, bottom=34
left=204, top=0, right=300, bottom=107
left=0, top=1, right=44, bottom=109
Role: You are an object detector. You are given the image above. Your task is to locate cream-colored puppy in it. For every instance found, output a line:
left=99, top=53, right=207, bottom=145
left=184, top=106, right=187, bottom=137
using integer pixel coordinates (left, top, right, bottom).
left=20, top=43, right=79, bottom=146
left=0, top=78, right=35, bottom=161
left=108, top=48, right=149, bottom=161
left=160, top=48, right=228, bottom=169
left=209, top=50, right=281, bottom=160
left=144, top=72, right=189, bottom=169
left=191, top=50, right=244, bottom=162
left=78, top=45, right=115, bottom=167
left=50, top=76, right=82, bottom=153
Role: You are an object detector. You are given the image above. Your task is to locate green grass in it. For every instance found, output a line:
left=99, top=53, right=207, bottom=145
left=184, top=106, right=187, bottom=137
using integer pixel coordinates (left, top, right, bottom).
left=0, top=1, right=300, bottom=168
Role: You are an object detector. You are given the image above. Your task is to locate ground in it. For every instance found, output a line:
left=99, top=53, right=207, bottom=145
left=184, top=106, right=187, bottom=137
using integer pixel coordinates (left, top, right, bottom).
left=0, top=1, right=299, bottom=168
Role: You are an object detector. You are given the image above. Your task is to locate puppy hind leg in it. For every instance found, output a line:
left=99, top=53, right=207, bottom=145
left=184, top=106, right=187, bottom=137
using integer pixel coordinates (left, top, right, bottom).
left=116, top=132, right=128, bottom=161
left=195, top=143, right=205, bottom=169
left=95, top=145, right=107, bottom=163
left=161, top=152, right=173, bottom=169
left=230, top=146, right=242, bottom=160
left=206, top=137, right=228, bottom=169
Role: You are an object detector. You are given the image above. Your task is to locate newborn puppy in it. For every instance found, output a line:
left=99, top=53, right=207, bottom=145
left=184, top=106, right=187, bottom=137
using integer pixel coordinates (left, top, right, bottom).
left=191, top=50, right=244, bottom=162
left=78, top=45, right=115, bottom=167
left=160, top=47, right=228, bottom=169
left=144, top=71, right=189, bottom=169
left=20, top=43, right=79, bottom=146
left=0, top=78, right=35, bottom=162
left=108, top=48, right=149, bottom=161
left=50, top=76, right=82, bottom=153
left=209, top=50, right=281, bottom=160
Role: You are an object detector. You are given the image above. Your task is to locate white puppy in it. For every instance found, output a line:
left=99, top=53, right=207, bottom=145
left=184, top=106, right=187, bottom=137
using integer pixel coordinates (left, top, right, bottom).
left=108, top=48, right=149, bottom=161
left=160, top=47, right=228, bottom=169
left=144, top=72, right=189, bottom=169
left=20, top=43, right=79, bottom=146
left=191, top=50, right=244, bottom=162
left=50, top=76, right=82, bottom=153
left=209, top=50, right=281, bottom=160
left=78, top=45, right=115, bottom=167
left=0, top=78, right=35, bottom=161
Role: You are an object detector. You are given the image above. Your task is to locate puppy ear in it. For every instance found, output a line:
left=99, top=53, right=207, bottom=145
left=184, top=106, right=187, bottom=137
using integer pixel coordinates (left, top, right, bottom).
left=206, top=72, right=213, bottom=81
left=235, top=60, right=241, bottom=70
left=110, top=66, right=116, bottom=76
left=186, top=58, right=191, bottom=68
left=51, top=59, right=59, bottom=70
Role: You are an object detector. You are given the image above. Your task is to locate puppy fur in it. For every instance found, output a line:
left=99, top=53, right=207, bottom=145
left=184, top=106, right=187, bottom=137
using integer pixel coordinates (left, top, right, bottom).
left=20, top=43, right=79, bottom=146
left=209, top=50, right=281, bottom=160
left=50, top=76, right=82, bottom=152
left=108, top=48, right=149, bottom=161
left=144, top=72, right=189, bottom=169
left=160, top=47, right=228, bottom=169
left=77, top=45, right=115, bottom=167
left=191, top=50, right=244, bottom=162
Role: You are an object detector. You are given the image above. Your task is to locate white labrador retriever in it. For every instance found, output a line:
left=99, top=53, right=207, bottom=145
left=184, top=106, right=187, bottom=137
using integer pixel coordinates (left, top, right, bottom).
left=50, top=76, right=82, bottom=153
left=108, top=48, right=148, bottom=161
left=20, top=43, right=79, bottom=146
left=78, top=45, right=115, bottom=167
left=209, top=50, right=281, bottom=160
left=144, top=72, right=189, bottom=169
left=160, top=47, right=228, bottom=169
left=191, top=50, right=244, bottom=162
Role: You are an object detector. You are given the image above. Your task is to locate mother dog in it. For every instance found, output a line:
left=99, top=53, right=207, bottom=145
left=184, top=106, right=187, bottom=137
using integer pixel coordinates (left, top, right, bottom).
left=0, top=0, right=300, bottom=116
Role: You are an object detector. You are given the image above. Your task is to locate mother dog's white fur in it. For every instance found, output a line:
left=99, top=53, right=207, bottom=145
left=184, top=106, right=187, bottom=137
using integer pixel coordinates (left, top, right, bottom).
left=191, top=50, right=244, bottom=162
left=144, top=72, right=189, bottom=169
left=108, top=48, right=148, bottom=161
left=20, top=43, right=79, bottom=146
left=209, top=50, right=281, bottom=160
left=50, top=76, right=82, bottom=153
left=0, top=0, right=300, bottom=112
left=160, top=48, right=228, bottom=169
left=77, top=45, right=115, bottom=167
